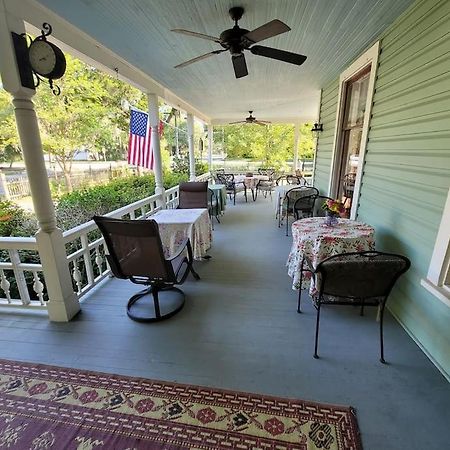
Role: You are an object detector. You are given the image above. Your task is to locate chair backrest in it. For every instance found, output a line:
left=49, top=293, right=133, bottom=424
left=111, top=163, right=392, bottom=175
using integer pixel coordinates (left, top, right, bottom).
left=343, top=173, right=356, bottom=197
left=258, top=168, right=275, bottom=179
left=216, top=173, right=234, bottom=189
left=178, top=181, right=208, bottom=209
left=93, top=216, right=175, bottom=282
left=315, top=251, right=410, bottom=301
left=286, top=175, right=304, bottom=185
left=294, top=193, right=318, bottom=217
left=313, top=195, right=334, bottom=217
left=215, top=168, right=225, bottom=174
left=285, top=186, right=318, bottom=210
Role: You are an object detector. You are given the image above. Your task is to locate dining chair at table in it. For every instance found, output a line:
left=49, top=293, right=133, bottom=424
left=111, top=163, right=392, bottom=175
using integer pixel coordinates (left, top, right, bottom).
left=177, top=181, right=208, bottom=209
left=216, top=173, right=247, bottom=205
left=312, top=195, right=334, bottom=217
left=302, top=251, right=410, bottom=363
left=208, top=188, right=220, bottom=228
left=281, top=186, right=316, bottom=235
left=93, top=216, right=200, bottom=323
left=258, top=168, right=275, bottom=178
left=293, top=187, right=319, bottom=220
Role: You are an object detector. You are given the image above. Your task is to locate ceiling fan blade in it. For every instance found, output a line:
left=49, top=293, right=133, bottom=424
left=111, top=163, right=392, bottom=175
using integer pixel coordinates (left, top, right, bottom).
left=243, top=19, right=290, bottom=44
left=171, top=29, right=221, bottom=43
left=254, top=121, right=268, bottom=126
left=250, top=45, right=307, bottom=66
left=232, top=54, right=248, bottom=78
left=229, top=120, right=246, bottom=124
left=174, top=50, right=225, bottom=69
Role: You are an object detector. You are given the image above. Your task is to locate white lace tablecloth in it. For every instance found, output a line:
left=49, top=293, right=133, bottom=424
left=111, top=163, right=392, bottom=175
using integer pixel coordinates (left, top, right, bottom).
left=287, top=217, right=375, bottom=292
left=152, top=208, right=212, bottom=260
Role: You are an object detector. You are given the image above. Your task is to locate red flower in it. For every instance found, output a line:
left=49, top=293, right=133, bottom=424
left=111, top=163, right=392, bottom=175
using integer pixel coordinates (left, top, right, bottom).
left=196, top=407, right=217, bottom=424
left=264, top=417, right=285, bottom=436
left=79, top=390, right=99, bottom=404
left=28, top=382, right=48, bottom=395
left=135, top=398, right=155, bottom=413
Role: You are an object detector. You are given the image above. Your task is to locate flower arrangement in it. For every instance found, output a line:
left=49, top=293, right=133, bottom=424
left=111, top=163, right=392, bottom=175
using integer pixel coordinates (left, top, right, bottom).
left=322, top=198, right=345, bottom=215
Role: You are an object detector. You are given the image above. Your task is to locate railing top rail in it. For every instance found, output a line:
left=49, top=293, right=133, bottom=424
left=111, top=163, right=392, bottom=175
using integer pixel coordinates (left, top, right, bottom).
left=0, top=236, right=38, bottom=250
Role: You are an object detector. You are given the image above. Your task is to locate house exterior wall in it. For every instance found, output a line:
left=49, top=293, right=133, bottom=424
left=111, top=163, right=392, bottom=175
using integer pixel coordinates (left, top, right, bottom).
left=314, top=0, right=450, bottom=378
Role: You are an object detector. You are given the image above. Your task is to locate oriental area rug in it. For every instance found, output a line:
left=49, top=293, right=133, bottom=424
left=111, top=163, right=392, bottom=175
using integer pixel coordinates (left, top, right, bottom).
left=0, top=359, right=362, bottom=450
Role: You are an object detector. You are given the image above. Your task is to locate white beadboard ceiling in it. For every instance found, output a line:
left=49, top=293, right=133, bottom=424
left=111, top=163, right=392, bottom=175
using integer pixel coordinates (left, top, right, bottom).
left=27, top=0, right=414, bottom=123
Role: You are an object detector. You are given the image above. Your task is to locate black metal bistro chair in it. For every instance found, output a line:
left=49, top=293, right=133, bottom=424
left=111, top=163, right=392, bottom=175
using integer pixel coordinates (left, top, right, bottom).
left=276, top=174, right=306, bottom=186
left=216, top=173, right=247, bottom=205
left=300, top=251, right=410, bottom=363
left=312, top=195, right=334, bottom=217
left=281, top=186, right=316, bottom=235
left=208, top=188, right=220, bottom=228
left=93, top=216, right=200, bottom=323
left=177, top=181, right=208, bottom=209
left=293, top=187, right=319, bottom=220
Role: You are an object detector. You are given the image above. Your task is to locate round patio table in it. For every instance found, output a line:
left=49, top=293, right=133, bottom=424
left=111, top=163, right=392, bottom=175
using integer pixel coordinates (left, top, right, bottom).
left=287, top=217, right=375, bottom=293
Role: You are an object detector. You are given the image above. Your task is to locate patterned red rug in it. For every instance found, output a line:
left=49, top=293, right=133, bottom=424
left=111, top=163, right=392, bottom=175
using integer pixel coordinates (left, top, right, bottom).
left=0, top=359, right=362, bottom=449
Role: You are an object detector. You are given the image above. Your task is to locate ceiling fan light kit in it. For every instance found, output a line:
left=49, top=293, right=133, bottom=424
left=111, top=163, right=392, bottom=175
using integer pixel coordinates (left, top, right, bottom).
left=172, top=6, right=307, bottom=79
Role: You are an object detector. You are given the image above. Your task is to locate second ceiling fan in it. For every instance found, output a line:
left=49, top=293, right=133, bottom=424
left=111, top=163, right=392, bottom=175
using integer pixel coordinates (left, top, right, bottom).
left=229, top=111, right=271, bottom=126
left=172, top=6, right=307, bottom=78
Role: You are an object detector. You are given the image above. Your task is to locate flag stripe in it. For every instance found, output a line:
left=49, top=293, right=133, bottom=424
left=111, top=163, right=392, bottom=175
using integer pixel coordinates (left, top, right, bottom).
left=127, top=110, right=154, bottom=170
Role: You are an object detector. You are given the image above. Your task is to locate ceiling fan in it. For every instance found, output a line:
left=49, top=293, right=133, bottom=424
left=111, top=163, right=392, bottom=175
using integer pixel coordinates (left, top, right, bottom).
left=171, top=6, right=307, bottom=78
left=229, top=111, right=271, bottom=126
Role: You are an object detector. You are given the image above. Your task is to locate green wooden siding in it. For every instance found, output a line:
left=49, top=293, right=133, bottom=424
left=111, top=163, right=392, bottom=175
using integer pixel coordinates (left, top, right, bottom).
left=316, top=0, right=450, bottom=377
left=313, top=79, right=339, bottom=193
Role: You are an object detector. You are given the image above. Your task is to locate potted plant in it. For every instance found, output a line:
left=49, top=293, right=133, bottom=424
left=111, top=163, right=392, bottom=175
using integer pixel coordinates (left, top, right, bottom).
left=322, top=199, right=345, bottom=226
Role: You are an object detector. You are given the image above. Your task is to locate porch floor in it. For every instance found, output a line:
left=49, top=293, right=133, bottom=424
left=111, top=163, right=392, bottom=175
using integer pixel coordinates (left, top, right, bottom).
left=0, top=196, right=449, bottom=450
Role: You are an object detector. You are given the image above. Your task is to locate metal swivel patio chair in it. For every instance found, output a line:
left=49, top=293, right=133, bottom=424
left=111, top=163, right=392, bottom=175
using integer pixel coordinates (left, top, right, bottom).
left=178, top=181, right=208, bottom=209
left=93, top=216, right=200, bottom=323
left=303, top=251, right=410, bottom=363
left=216, top=173, right=247, bottom=205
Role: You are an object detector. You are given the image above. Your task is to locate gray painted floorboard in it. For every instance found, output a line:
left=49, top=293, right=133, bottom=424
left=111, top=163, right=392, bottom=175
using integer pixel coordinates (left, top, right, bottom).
left=0, top=197, right=449, bottom=449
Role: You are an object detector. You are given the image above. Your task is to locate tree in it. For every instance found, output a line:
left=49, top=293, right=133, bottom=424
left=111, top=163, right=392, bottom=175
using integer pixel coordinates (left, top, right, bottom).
left=0, top=89, right=22, bottom=166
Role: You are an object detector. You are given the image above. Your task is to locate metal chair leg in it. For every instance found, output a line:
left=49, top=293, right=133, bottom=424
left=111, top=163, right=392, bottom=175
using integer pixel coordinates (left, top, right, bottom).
left=314, top=302, right=321, bottom=359
left=379, top=305, right=386, bottom=364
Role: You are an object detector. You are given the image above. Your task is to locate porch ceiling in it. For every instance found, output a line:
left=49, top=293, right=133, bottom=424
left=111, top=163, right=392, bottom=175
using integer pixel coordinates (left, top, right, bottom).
left=20, top=0, right=414, bottom=123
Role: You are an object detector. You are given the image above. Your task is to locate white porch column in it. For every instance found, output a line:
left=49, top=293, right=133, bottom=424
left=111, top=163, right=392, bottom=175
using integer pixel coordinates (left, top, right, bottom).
left=0, top=8, right=80, bottom=321
left=293, top=123, right=300, bottom=173
left=207, top=124, right=213, bottom=171
left=187, top=113, right=196, bottom=181
left=147, top=93, right=165, bottom=208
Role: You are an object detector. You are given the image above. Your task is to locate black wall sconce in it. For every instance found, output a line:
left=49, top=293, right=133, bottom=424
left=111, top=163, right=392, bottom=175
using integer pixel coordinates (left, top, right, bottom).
left=311, top=123, right=323, bottom=133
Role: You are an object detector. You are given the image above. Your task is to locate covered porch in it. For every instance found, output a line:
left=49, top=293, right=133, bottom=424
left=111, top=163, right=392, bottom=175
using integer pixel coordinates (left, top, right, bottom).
left=0, top=199, right=448, bottom=449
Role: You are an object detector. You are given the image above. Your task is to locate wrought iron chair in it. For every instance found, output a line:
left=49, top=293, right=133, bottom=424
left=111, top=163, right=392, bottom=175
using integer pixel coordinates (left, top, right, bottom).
left=281, top=186, right=316, bottom=235
left=216, top=173, right=247, bottom=205
left=312, top=195, right=334, bottom=217
left=301, top=251, right=410, bottom=363
left=342, top=173, right=356, bottom=211
left=293, top=188, right=319, bottom=220
left=93, top=216, right=200, bottom=323
left=208, top=188, right=220, bottom=227
left=177, top=181, right=208, bottom=209
left=258, top=168, right=275, bottom=178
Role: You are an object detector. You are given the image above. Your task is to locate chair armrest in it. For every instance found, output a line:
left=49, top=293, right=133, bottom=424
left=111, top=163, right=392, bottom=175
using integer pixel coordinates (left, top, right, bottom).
left=168, top=238, right=194, bottom=263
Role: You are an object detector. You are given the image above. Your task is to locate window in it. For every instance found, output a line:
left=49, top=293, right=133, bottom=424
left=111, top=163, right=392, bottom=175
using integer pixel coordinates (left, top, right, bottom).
left=421, top=187, right=450, bottom=307
left=328, top=42, right=380, bottom=219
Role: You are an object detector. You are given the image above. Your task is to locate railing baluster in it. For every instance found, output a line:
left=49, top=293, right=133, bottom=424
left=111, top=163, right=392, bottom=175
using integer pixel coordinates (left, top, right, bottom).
left=32, top=271, right=45, bottom=305
left=80, top=234, right=94, bottom=287
left=8, top=249, right=30, bottom=305
left=0, top=269, right=11, bottom=304
left=72, top=260, right=82, bottom=294
left=95, top=248, right=103, bottom=275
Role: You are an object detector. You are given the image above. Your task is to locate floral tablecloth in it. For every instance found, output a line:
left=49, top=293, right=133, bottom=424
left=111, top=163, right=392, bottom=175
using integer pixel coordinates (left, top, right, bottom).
left=234, top=174, right=269, bottom=190
left=287, top=217, right=375, bottom=292
left=152, top=208, right=212, bottom=260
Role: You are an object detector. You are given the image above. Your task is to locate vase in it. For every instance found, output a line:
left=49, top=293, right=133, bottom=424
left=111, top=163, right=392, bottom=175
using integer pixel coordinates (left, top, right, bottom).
left=325, top=211, right=339, bottom=227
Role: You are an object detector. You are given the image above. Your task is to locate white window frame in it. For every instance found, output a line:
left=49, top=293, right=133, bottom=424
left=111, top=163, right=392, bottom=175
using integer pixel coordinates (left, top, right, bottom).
left=328, top=42, right=380, bottom=219
left=421, top=187, right=450, bottom=307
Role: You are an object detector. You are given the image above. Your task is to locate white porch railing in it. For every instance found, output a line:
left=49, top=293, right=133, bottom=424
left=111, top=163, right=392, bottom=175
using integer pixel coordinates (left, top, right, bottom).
left=0, top=172, right=212, bottom=312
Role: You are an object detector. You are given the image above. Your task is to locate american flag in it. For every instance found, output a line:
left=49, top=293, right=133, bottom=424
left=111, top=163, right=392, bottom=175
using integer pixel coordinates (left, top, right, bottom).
left=127, top=109, right=154, bottom=169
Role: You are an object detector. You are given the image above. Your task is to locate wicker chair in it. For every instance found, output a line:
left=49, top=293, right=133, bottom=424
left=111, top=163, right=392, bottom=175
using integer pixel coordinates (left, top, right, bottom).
left=301, top=251, right=410, bottom=363
left=93, top=216, right=200, bottom=323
